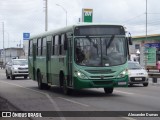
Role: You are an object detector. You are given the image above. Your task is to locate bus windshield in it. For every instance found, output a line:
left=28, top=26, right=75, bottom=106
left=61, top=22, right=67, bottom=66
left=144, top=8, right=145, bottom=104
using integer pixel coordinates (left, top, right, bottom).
left=75, top=36, right=127, bottom=67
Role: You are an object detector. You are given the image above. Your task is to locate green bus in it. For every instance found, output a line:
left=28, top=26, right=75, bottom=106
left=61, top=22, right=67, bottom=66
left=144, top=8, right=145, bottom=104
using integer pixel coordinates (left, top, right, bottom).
left=28, top=24, right=132, bottom=95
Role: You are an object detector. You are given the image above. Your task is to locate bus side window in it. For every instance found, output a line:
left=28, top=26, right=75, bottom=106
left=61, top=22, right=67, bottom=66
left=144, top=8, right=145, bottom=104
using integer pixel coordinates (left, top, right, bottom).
left=37, top=38, right=42, bottom=56
left=52, top=36, right=55, bottom=55
left=54, top=35, right=59, bottom=55
left=42, top=37, right=47, bottom=56
left=59, top=35, right=62, bottom=55
left=60, top=34, right=65, bottom=55
left=29, top=40, right=33, bottom=56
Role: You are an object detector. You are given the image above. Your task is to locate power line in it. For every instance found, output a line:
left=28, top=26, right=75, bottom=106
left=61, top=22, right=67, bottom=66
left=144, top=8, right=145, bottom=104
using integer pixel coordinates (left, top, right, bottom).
left=121, top=13, right=145, bottom=24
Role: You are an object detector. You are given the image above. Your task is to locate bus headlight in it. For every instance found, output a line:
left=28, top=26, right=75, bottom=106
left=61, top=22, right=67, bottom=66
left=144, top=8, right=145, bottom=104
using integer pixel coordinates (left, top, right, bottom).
left=75, top=71, right=88, bottom=79
left=117, top=69, right=128, bottom=78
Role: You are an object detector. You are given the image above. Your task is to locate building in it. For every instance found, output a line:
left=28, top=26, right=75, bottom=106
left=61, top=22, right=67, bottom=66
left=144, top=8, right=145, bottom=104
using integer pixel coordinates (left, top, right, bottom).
left=0, top=48, right=26, bottom=66
left=131, top=34, right=160, bottom=67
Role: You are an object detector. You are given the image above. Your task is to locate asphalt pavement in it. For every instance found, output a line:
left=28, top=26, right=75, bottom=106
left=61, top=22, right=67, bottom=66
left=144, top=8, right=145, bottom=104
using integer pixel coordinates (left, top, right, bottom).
left=0, top=69, right=160, bottom=120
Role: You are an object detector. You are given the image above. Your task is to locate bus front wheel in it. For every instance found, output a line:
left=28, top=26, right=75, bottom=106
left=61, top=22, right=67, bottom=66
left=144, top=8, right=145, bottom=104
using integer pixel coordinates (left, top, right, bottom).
left=104, top=88, right=113, bottom=94
left=62, top=76, right=72, bottom=95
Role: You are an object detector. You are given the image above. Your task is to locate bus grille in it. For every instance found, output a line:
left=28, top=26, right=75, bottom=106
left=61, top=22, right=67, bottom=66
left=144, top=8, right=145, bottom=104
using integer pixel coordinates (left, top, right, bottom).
left=90, top=76, right=114, bottom=79
left=85, top=69, right=115, bottom=74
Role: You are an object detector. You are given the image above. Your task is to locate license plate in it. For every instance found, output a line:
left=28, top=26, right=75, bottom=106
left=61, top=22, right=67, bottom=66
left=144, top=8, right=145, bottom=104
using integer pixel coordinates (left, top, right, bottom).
left=135, top=78, right=142, bottom=80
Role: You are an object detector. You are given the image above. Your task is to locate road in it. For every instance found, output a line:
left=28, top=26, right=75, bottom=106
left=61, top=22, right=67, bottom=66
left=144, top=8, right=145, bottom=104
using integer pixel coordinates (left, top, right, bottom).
left=0, top=69, right=160, bottom=120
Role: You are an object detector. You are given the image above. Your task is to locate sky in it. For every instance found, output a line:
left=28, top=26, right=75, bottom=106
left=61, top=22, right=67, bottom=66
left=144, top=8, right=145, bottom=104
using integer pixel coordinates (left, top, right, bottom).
left=0, top=0, right=160, bottom=49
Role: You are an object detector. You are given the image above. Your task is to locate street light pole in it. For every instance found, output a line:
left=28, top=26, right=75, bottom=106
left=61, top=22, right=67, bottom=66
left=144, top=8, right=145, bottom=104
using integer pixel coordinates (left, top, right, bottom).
left=56, top=4, right=67, bottom=26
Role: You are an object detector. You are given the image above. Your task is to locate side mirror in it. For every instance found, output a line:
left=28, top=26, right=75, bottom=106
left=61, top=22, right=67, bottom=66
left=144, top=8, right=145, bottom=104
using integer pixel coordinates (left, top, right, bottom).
left=128, top=37, right=132, bottom=45
left=128, top=32, right=132, bottom=45
left=64, top=34, right=68, bottom=50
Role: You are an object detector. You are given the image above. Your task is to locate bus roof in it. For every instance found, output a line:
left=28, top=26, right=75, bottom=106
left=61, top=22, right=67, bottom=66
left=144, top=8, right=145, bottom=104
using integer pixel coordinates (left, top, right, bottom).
left=29, top=23, right=124, bottom=39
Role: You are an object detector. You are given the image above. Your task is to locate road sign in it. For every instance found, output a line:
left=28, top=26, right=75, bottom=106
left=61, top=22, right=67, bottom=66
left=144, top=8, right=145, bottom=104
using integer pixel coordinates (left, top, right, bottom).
left=82, top=8, right=93, bottom=22
left=23, top=33, right=30, bottom=40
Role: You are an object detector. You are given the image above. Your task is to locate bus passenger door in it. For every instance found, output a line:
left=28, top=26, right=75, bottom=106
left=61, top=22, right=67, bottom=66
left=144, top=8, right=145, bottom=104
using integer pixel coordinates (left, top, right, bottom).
left=67, top=38, right=73, bottom=87
left=46, top=41, right=52, bottom=84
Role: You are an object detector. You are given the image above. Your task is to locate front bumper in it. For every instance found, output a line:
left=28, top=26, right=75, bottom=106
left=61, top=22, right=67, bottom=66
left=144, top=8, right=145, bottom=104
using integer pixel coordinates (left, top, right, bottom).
left=73, top=76, right=128, bottom=89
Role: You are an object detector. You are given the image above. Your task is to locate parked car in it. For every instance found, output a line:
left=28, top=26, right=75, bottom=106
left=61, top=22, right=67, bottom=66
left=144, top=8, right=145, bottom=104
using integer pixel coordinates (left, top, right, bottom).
left=128, top=61, right=149, bottom=87
left=5, top=59, right=28, bottom=80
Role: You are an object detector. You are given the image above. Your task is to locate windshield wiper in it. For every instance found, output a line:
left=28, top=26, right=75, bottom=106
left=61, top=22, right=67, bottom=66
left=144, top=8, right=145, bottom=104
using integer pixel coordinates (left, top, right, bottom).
left=86, top=36, right=98, bottom=48
left=105, top=35, right=115, bottom=55
left=106, top=35, right=115, bottom=48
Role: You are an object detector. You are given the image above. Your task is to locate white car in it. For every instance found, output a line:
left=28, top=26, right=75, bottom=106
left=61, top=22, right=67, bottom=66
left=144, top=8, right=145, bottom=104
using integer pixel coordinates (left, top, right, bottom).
left=128, top=61, right=149, bottom=87
left=5, top=59, right=28, bottom=80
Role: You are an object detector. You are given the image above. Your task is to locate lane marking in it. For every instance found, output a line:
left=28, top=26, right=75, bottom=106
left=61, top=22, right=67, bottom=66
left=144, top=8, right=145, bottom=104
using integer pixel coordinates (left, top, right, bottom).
left=0, top=81, right=66, bottom=120
left=114, top=90, right=135, bottom=95
left=0, top=81, right=45, bottom=95
left=58, top=97, right=89, bottom=107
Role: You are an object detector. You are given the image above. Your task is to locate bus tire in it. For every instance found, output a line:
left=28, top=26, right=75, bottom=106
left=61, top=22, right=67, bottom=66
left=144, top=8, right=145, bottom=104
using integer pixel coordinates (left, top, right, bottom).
left=37, top=71, right=45, bottom=90
left=62, top=75, right=72, bottom=95
left=104, top=88, right=113, bottom=94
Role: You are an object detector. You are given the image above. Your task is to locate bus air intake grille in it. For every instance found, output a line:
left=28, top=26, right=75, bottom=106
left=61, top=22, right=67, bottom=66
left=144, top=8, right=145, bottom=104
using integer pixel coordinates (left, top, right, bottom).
left=85, top=69, right=115, bottom=74
left=90, top=76, right=114, bottom=79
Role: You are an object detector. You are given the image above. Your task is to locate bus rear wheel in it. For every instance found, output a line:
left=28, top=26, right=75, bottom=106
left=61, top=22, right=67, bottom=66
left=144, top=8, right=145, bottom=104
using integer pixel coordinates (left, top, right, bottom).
left=37, top=71, right=45, bottom=90
left=104, top=88, right=113, bottom=94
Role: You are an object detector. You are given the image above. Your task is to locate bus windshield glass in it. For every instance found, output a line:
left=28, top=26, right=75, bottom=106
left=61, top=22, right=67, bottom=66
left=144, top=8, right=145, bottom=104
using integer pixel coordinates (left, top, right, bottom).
left=75, top=36, right=127, bottom=67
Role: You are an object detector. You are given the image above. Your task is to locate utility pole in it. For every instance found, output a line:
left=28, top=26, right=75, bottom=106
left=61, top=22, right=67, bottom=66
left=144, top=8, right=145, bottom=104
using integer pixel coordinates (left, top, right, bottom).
left=146, top=0, right=147, bottom=40
left=145, top=0, right=148, bottom=69
left=44, top=0, right=48, bottom=31
left=2, top=22, right=5, bottom=66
